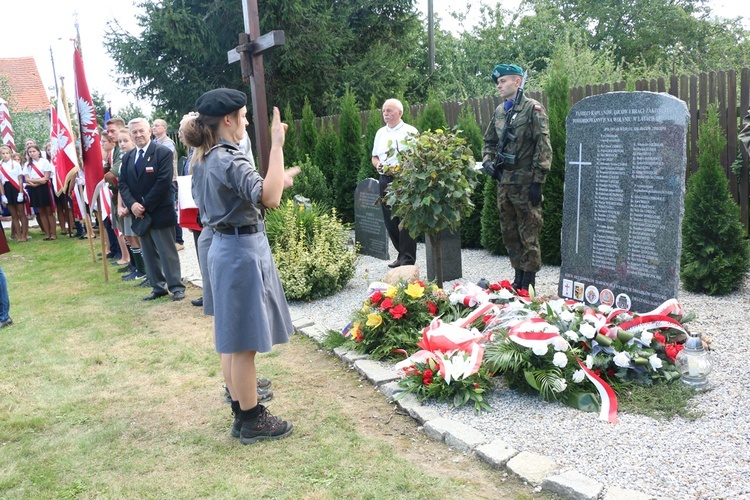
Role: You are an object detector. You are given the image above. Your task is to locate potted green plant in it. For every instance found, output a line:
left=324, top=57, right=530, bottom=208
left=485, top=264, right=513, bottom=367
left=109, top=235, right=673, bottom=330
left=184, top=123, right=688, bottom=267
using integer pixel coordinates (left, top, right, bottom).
left=383, top=129, right=479, bottom=287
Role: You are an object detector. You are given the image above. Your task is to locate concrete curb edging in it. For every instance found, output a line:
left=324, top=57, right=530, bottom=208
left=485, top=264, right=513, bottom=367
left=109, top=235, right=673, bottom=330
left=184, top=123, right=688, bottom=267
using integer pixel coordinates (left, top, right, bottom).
left=292, top=317, right=653, bottom=500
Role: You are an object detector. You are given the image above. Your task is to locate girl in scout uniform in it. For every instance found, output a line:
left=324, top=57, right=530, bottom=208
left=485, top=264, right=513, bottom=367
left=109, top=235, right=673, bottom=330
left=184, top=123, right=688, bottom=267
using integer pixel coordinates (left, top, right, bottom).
left=183, top=88, right=300, bottom=445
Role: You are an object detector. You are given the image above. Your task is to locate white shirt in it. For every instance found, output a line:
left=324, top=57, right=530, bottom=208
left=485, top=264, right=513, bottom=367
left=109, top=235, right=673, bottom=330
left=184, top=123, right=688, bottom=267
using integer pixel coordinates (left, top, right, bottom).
left=371, top=120, right=418, bottom=166
left=0, top=160, right=22, bottom=184
left=26, top=158, right=53, bottom=180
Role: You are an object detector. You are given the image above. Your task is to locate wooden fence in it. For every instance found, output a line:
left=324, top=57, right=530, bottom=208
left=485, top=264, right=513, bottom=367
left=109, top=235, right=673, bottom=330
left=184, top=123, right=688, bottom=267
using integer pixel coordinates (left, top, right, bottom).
left=307, top=68, right=750, bottom=234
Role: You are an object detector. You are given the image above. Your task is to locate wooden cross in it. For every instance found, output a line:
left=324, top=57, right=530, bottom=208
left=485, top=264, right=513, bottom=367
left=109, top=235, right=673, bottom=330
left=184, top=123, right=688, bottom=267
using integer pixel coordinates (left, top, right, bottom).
left=227, top=0, right=285, bottom=177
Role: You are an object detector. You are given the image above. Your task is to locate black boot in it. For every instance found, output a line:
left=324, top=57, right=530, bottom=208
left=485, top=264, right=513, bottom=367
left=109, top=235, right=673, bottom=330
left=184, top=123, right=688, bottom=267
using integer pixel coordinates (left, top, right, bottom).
left=520, top=272, right=536, bottom=291
left=512, top=269, right=524, bottom=290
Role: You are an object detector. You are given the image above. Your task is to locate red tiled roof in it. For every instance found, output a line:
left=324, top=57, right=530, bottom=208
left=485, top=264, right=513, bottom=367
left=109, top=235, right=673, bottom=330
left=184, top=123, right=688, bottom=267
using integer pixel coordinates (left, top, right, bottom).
left=0, top=57, right=50, bottom=113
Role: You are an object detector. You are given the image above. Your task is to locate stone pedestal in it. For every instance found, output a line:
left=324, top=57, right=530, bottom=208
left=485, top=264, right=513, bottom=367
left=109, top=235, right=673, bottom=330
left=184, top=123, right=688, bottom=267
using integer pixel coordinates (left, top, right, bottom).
left=425, top=228, right=462, bottom=282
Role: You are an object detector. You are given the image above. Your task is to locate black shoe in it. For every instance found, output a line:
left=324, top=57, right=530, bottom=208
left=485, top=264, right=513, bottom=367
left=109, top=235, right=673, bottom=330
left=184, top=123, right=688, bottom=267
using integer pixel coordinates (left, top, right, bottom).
left=122, top=270, right=146, bottom=281
left=136, top=278, right=151, bottom=288
left=117, top=264, right=135, bottom=274
left=106, top=251, right=118, bottom=259
left=142, top=291, right=169, bottom=301
left=224, top=379, right=272, bottom=404
left=71, top=232, right=83, bottom=238
left=512, top=269, right=524, bottom=290
left=191, top=297, right=203, bottom=307
left=520, top=272, right=536, bottom=291
left=239, top=405, right=293, bottom=445
left=172, top=291, right=185, bottom=301
left=0, top=318, right=13, bottom=328
left=387, top=260, right=401, bottom=268
left=257, top=378, right=272, bottom=390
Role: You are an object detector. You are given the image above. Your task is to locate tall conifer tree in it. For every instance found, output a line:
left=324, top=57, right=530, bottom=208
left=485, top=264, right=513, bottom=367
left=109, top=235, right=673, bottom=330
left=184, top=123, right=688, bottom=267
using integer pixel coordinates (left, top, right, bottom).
left=680, top=106, right=749, bottom=294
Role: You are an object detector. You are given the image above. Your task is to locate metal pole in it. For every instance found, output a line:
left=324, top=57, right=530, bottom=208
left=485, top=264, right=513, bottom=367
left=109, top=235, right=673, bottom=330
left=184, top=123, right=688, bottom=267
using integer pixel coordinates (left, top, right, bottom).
left=428, top=0, right=435, bottom=74
left=49, top=46, right=59, bottom=99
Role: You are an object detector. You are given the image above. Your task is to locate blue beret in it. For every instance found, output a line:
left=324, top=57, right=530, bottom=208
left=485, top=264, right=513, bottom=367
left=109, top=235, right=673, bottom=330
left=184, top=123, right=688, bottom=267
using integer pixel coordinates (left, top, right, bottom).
left=195, top=88, right=247, bottom=116
left=491, top=64, right=523, bottom=83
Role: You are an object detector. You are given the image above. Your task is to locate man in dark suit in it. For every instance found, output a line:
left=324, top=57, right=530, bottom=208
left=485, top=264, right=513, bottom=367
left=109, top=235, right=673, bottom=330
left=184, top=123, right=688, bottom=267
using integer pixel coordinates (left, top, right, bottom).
left=119, top=118, right=186, bottom=301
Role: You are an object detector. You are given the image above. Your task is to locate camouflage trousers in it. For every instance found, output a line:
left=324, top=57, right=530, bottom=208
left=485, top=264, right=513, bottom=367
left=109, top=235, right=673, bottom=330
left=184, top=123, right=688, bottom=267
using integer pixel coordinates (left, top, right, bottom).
left=496, top=183, right=543, bottom=272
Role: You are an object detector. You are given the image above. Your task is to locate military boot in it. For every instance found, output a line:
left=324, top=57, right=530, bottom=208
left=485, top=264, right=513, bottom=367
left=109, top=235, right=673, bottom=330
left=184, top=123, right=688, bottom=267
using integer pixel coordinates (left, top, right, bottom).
left=520, top=272, right=536, bottom=291
left=512, top=269, right=524, bottom=290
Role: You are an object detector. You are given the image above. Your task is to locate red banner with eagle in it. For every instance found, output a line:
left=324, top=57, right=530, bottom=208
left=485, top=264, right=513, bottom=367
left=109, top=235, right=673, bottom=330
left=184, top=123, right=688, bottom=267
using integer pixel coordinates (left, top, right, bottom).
left=73, top=48, right=103, bottom=204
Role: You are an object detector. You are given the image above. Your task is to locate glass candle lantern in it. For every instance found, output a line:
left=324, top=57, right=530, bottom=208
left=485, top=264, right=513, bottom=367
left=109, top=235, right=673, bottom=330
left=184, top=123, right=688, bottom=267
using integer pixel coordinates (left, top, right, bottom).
left=674, top=331, right=712, bottom=389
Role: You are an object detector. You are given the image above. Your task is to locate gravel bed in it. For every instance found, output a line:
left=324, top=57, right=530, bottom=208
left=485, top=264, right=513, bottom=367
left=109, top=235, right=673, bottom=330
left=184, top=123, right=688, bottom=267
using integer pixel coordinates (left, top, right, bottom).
left=180, top=236, right=750, bottom=499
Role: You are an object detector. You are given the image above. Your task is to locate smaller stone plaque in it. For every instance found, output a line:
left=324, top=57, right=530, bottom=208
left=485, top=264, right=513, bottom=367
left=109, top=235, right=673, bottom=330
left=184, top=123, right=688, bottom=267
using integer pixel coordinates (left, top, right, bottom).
left=426, top=228, right=462, bottom=282
left=354, top=178, right=390, bottom=260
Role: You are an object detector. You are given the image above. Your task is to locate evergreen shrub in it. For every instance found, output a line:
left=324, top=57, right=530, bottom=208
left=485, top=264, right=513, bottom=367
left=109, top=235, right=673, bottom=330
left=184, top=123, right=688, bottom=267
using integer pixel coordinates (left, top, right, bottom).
left=539, top=55, right=568, bottom=265
left=456, top=105, right=485, bottom=248
left=417, top=90, right=447, bottom=132
left=282, top=155, right=333, bottom=206
left=266, top=200, right=357, bottom=301
left=282, top=103, right=300, bottom=165
left=680, top=106, right=750, bottom=294
left=299, top=97, right=318, bottom=160
left=314, top=122, right=338, bottom=184
left=334, top=88, right=363, bottom=221
left=357, top=96, right=384, bottom=183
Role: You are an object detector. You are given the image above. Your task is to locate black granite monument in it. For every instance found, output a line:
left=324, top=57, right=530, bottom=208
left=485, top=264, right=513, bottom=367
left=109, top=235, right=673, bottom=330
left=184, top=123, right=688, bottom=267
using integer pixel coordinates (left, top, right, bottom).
left=354, top=178, right=390, bottom=260
left=559, top=92, right=689, bottom=312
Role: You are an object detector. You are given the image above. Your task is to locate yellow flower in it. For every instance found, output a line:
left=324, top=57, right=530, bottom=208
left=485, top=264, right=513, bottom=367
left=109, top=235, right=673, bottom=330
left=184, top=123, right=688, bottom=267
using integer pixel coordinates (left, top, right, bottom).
left=405, top=282, right=425, bottom=299
left=384, top=286, right=398, bottom=298
left=366, top=313, right=383, bottom=328
left=362, top=301, right=370, bottom=313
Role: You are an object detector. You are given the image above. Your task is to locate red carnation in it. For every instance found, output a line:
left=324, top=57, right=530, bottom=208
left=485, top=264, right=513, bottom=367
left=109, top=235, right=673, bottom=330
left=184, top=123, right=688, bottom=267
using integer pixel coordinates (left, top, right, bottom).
left=653, top=332, right=666, bottom=344
left=380, top=297, right=394, bottom=311
left=488, top=282, right=501, bottom=291
left=517, top=288, right=530, bottom=298
left=665, top=342, right=684, bottom=362
left=370, top=290, right=383, bottom=305
left=416, top=280, right=426, bottom=288
left=390, top=303, right=408, bottom=319
left=426, top=301, right=438, bottom=315
left=499, top=280, right=513, bottom=290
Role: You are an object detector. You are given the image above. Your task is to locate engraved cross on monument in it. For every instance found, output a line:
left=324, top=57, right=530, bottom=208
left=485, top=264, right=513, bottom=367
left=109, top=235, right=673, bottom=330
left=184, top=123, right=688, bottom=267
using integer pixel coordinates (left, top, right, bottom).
left=227, top=0, right=285, bottom=177
left=569, top=142, right=592, bottom=254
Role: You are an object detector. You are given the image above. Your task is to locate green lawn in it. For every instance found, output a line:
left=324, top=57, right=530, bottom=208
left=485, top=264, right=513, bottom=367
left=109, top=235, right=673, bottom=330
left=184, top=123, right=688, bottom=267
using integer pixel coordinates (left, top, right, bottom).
left=0, top=232, right=542, bottom=499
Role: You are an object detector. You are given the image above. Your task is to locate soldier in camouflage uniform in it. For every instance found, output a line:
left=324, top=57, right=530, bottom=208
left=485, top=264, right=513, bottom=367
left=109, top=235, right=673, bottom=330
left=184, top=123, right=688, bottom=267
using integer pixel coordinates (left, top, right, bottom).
left=740, top=109, right=750, bottom=156
left=482, top=64, right=552, bottom=291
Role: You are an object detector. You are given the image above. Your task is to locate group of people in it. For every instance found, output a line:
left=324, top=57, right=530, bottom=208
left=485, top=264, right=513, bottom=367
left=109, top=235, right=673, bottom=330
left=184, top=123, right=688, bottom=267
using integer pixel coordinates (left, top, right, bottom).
left=372, top=64, right=551, bottom=292
left=0, top=139, right=73, bottom=242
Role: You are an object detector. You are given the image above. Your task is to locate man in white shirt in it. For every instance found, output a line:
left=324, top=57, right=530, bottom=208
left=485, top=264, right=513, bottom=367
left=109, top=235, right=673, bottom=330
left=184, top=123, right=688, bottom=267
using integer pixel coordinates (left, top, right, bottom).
left=371, top=98, right=418, bottom=268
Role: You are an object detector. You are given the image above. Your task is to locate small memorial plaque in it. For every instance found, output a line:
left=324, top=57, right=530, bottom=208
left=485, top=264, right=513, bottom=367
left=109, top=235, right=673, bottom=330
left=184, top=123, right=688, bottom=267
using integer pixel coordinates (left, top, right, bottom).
left=354, top=178, right=390, bottom=260
left=559, top=92, right=689, bottom=311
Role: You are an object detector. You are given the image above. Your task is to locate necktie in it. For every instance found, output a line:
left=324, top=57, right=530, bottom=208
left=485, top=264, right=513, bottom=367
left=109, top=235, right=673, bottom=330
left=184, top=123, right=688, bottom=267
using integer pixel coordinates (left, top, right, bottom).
left=136, top=149, right=145, bottom=174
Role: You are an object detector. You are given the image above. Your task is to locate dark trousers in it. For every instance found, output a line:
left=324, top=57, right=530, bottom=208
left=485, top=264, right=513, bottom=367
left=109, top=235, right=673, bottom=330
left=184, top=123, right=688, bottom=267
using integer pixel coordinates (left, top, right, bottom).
left=379, top=174, right=417, bottom=265
left=140, top=225, right=185, bottom=295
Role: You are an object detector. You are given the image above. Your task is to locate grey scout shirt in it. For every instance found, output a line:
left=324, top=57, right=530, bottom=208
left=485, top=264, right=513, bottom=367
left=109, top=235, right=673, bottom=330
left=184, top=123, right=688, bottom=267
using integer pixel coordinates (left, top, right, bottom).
left=192, top=138, right=263, bottom=231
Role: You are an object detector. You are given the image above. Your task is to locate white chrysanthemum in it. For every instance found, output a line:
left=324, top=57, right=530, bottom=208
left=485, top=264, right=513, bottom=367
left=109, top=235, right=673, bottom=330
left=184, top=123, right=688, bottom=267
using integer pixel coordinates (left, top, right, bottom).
left=640, top=331, right=654, bottom=345
left=553, top=379, right=568, bottom=393
left=532, top=344, right=549, bottom=356
left=598, top=304, right=612, bottom=314
left=552, top=352, right=568, bottom=368
left=559, top=310, right=575, bottom=323
left=552, top=336, right=569, bottom=352
left=649, top=354, right=663, bottom=370
left=585, top=355, right=594, bottom=369
left=579, top=322, right=596, bottom=339
left=563, top=330, right=579, bottom=341
left=613, top=351, right=631, bottom=368
left=572, top=369, right=586, bottom=383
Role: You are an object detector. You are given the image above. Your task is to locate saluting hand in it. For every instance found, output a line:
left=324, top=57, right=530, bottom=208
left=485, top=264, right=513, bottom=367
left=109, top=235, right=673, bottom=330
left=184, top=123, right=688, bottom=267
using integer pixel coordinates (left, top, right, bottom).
left=271, top=107, right=287, bottom=148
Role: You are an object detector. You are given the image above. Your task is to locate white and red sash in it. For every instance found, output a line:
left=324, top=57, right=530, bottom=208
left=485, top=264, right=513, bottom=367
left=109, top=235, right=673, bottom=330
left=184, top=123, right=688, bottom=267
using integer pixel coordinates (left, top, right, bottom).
left=28, top=161, right=56, bottom=210
left=0, top=164, right=21, bottom=191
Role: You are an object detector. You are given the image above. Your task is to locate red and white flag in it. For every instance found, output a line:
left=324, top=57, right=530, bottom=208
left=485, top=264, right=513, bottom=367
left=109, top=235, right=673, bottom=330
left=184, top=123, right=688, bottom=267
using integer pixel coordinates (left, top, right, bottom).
left=73, top=48, right=103, bottom=203
left=0, top=98, right=15, bottom=152
left=49, top=98, right=79, bottom=196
